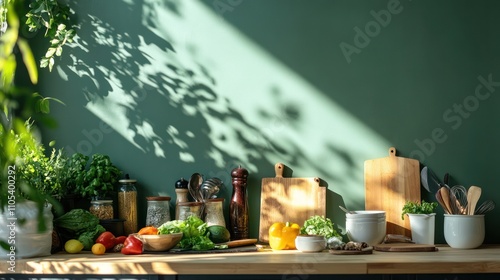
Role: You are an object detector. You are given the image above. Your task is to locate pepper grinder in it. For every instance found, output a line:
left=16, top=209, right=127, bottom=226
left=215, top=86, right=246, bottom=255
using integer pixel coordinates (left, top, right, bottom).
left=175, top=178, right=189, bottom=220
left=230, top=165, right=249, bottom=240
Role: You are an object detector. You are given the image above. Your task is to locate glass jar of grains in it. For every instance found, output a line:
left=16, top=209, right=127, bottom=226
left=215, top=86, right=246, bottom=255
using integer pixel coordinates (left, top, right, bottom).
left=145, top=196, right=171, bottom=228
left=118, top=176, right=138, bottom=235
left=89, top=200, right=114, bottom=220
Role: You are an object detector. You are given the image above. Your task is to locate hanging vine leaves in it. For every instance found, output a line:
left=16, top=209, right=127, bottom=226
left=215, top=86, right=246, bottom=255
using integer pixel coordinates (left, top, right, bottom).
left=25, top=0, right=76, bottom=71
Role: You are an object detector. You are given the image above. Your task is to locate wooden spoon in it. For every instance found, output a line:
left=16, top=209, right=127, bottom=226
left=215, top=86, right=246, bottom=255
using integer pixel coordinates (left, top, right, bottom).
left=436, top=187, right=451, bottom=214
left=439, top=187, right=453, bottom=214
left=467, top=186, right=482, bottom=215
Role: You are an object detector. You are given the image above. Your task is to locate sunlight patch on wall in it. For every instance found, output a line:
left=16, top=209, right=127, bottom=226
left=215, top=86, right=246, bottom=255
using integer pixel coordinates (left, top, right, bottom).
left=61, top=0, right=391, bottom=208
left=142, top=0, right=391, bottom=205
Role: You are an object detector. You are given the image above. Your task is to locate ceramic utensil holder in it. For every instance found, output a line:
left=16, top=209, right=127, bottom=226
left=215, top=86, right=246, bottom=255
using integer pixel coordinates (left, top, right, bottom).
left=444, top=214, right=484, bottom=249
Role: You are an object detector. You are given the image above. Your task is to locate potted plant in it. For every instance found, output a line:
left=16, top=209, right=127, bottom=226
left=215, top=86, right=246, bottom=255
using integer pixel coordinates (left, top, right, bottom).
left=59, top=152, right=90, bottom=211
left=15, top=121, right=67, bottom=202
left=77, top=153, right=122, bottom=200
left=401, top=200, right=438, bottom=245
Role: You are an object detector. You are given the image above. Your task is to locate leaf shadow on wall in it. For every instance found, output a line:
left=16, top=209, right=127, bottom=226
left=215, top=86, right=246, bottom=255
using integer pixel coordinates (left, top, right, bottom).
left=51, top=0, right=359, bottom=232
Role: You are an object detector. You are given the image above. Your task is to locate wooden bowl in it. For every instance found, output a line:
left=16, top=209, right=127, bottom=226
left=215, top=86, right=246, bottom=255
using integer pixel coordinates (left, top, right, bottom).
left=135, top=232, right=183, bottom=252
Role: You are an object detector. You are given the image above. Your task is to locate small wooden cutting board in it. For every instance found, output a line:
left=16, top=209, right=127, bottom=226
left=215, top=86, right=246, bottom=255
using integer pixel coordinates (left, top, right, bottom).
left=365, top=147, right=421, bottom=236
left=374, top=243, right=437, bottom=252
left=259, top=163, right=326, bottom=243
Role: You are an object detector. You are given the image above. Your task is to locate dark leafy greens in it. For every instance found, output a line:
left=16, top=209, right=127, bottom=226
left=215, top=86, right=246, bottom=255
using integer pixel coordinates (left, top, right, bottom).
left=300, top=215, right=341, bottom=239
left=158, top=215, right=217, bottom=250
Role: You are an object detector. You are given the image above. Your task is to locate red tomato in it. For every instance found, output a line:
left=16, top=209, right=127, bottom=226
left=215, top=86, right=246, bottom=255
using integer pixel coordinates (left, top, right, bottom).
left=95, top=231, right=116, bottom=250
left=115, top=236, right=127, bottom=244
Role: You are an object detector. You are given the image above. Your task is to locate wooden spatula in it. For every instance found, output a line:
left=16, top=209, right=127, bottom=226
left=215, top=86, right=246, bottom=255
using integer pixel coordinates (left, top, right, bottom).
left=467, top=186, right=482, bottom=215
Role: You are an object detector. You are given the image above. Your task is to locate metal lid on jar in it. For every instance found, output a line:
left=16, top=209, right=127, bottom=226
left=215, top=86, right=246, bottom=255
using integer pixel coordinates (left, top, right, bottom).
left=146, top=196, right=171, bottom=201
left=119, top=174, right=137, bottom=184
left=119, top=179, right=137, bottom=184
left=91, top=200, right=113, bottom=204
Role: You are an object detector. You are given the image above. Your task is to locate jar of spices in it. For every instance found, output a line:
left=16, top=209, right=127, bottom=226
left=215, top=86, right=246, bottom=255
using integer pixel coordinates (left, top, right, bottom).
left=177, top=201, right=203, bottom=221
left=118, top=175, right=138, bottom=235
left=204, top=198, right=225, bottom=227
left=145, top=196, right=171, bottom=228
left=89, top=200, right=114, bottom=220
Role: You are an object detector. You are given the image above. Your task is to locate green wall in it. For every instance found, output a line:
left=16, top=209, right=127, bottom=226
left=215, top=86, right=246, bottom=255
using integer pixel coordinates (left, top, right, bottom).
left=37, top=0, right=500, bottom=244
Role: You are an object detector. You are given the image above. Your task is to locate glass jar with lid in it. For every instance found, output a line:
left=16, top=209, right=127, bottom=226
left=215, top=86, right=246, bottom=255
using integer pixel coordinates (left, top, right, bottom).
left=145, top=196, right=171, bottom=228
left=118, top=176, right=138, bottom=235
left=90, top=200, right=114, bottom=220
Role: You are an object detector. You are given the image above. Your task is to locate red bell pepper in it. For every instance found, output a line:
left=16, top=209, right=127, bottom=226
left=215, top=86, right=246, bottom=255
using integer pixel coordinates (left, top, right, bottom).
left=121, top=235, right=143, bottom=255
left=115, top=235, right=127, bottom=244
left=95, top=231, right=116, bottom=250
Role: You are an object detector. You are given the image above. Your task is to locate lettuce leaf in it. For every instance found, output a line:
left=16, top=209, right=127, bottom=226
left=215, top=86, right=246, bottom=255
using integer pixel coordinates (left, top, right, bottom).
left=300, top=215, right=341, bottom=239
left=158, top=215, right=215, bottom=250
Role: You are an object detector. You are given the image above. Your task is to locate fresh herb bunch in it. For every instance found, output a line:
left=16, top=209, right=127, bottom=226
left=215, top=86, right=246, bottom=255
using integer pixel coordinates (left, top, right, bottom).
left=300, top=215, right=341, bottom=239
left=15, top=121, right=67, bottom=200
left=78, top=153, right=121, bottom=199
left=61, top=152, right=89, bottom=196
left=401, top=200, right=438, bottom=220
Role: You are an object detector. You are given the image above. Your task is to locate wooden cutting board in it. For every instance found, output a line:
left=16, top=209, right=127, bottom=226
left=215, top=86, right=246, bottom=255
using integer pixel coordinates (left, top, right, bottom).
left=374, top=243, right=437, bottom=252
left=365, top=147, right=420, bottom=237
left=259, top=163, right=326, bottom=243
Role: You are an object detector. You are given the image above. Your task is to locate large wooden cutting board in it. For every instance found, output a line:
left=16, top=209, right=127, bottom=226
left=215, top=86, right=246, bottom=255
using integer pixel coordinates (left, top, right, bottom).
left=365, top=147, right=420, bottom=237
left=259, top=163, right=326, bottom=243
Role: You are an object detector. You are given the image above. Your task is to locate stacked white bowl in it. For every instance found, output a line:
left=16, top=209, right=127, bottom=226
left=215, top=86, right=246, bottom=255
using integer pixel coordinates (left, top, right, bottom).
left=345, top=210, right=386, bottom=246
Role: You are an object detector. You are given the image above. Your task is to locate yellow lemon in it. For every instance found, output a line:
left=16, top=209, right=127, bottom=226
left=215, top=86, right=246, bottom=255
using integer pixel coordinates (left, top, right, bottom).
left=91, top=243, right=106, bottom=255
left=64, top=239, right=84, bottom=254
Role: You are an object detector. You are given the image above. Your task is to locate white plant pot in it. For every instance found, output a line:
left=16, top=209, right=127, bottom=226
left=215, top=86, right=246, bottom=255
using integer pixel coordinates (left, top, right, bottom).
left=408, top=213, right=435, bottom=245
left=0, top=200, right=53, bottom=259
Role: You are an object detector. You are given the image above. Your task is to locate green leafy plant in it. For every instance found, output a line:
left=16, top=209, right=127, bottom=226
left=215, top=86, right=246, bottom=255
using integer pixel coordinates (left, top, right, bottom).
left=78, top=154, right=121, bottom=199
left=401, top=200, right=438, bottom=220
left=60, top=152, right=89, bottom=196
left=0, top=0, right=76, bottom=251
left=14, top=120, right=67, bottom=200
left=25, top=0, right=76, bottom=71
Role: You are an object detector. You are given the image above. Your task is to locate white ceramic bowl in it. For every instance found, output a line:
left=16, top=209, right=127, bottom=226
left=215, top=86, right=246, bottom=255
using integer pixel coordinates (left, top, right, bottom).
left=346, top=217, right=386, bottom=223
left=346, top=219, right=386, bottom=246
left=135, top=232, right=183, bottom=252
left=444, top=214, right=484, bottom=249
left=295, top=235, right=326, bottom=252
left=346, top=211, right=386, bottom=219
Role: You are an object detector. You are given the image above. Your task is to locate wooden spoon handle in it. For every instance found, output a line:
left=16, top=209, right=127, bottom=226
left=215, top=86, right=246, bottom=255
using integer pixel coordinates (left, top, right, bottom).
left=440, top=187, right=453, bottom=214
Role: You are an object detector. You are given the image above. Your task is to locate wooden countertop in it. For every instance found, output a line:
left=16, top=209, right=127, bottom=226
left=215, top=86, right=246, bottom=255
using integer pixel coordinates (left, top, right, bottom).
left=3, top=244, right=500, bottom=275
